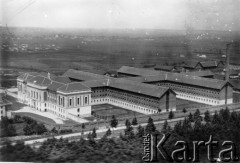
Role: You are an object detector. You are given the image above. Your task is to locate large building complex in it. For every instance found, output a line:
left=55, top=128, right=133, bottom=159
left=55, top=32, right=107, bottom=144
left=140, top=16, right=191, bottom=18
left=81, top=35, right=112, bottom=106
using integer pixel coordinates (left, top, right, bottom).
left=17, top=69, right=176, bottom=122
left=117, top=66, right=233, bottom=105
left=17, top=65, right=234, bottom=122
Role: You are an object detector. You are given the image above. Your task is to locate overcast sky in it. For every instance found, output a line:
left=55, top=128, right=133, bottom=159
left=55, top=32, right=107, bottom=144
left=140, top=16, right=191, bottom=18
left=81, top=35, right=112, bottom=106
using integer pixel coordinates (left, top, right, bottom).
left=2, top=0, right=240, bottom=30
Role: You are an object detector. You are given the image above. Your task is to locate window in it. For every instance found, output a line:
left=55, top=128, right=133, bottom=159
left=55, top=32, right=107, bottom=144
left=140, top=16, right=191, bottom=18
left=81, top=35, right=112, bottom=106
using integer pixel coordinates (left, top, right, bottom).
left=78, top=98, right=80, bottom=105
left=70, top=99, right=72, bottom=106
left=78, top=108, right=80, bottom=112
left=85, top=97, right=88, bottom=104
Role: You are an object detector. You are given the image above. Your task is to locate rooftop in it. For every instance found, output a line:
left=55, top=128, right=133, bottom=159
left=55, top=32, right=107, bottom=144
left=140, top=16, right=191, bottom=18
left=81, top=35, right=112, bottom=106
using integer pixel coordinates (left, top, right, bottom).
left=198, top=61, right=218, bottom=68
left=82, top=78, right=172, bottom=98
left=118, top=66, right=228, bottom=90
left=181, top=70, right=214, bottom=77
left=63, top=69, right=109, bottom=81
left=57, top=82, right=91, bottom=94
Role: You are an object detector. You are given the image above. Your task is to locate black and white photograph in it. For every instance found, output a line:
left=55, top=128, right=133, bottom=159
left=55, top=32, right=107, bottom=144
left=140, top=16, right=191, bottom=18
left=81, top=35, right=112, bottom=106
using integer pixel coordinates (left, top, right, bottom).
left=0, top=0, right=240, bottom=162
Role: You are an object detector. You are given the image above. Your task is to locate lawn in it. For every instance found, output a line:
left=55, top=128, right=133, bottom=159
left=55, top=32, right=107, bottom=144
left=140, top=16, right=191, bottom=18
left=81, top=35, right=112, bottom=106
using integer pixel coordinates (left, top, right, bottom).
left=4, top=95, right=26, bottom=111
left=92, top=104, right=143, bottom=119
left=14, top=112, right=56, bottom=125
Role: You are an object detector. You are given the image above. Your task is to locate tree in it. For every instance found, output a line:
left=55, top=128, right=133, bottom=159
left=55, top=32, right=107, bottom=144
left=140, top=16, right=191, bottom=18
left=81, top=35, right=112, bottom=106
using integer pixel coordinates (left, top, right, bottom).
left=0, top=117, right=17, bottom=137
left=51, top=127, right=58, bottom=134
left=81, top=123, right=85, bottom=130
left=145, top=117, right=156, bottom=134
left=182, top=108, right=187, bottom=114
left=35, top=124, right=47, bottom=135
left=168, top=110, right=174, bottom=119
left=204, top=110, right=211, bottom=122
left=110, top=115, right=118, bottom=129
left=87, top=132, right=92, bottom=139
left=136, top=125, right=145, bottom=138
left=124, top=119, right=134, bottom=139
left=125, top=119, right=131, bottom=127
left=131, top=117, right=138, bottom=126
left=124, top=124, right=134, bottom=139
left=92, top=127, right=97, bottom=138
left=23, top=124, right=34, bottom=135
left=189, top=112, right=194, bottom=122
left=7, top=124, right=17, bottom=137
left=105, top=128, right=111, bottom=137
left=162, top=120, right=171, bottom=134
left=193, top=109, right=202, bottom=122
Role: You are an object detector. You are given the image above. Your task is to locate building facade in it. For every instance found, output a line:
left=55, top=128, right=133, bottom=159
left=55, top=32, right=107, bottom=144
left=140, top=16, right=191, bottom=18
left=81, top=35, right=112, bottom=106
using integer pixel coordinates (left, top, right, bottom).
left=17, top=70, right=177, bottom=122
left=117, top=66, right=234, bottom=106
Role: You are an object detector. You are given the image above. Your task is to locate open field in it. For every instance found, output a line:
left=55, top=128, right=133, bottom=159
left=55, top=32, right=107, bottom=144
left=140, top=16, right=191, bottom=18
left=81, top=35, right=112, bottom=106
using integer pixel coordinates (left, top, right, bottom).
left=1, top=28, right=240, bottom=76
left=92, top=104, right=143, bottom=119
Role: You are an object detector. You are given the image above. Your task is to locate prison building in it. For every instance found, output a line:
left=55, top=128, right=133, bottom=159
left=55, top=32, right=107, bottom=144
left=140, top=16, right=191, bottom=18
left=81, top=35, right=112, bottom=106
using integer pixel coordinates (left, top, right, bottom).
left=117, top=66, right=233, bottom=105
left=82, top=78, right=176, bottom=114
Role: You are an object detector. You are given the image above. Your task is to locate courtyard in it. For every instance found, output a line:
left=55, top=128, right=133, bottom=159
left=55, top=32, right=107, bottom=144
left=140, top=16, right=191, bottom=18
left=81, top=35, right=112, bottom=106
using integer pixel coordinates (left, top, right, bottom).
left=92, top=104, right=144, bottom=120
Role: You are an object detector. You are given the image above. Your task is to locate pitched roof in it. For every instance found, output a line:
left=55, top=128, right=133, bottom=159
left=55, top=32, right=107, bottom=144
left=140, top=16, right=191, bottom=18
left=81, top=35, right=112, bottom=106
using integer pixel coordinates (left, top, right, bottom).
left=109, top=78, right=171, bottom=98
left=17, top=72, right=39, bottom=81
left=117, top=66, right=229, bottom=89
left=47, top=82, right=66, bottom=92
left=52, top=76, right=71, bottom=84
left=57, top=82, right=90, bottom=94
left=154, top=65, right=175, bottom=71
left=82, top=79, right=110, bottom=88
left=183, top=62, right=198, bottom=68
left=27, top=76, right=52, bottom=87
left=199, top=61, right=218, bottom=68
left=230, top=80, right=240, bottom=90
left=117, top=66, right=161, bottom=76
left=63, top=69, right=108, bottom=81
left=124, top=73, right=228, bottom=90
left=181, top=70, right=214, bottom=77
left=82, top=78, right=171, bottom=98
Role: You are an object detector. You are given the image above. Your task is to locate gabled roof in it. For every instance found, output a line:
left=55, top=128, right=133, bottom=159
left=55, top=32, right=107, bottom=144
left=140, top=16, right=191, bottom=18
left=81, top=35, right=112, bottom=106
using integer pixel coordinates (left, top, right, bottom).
left=183, top=62, right=198, bottom=69
left=63, top=69, right=109, bottom=81
left=199, top=61, right=218, bottom=68
left=57, top=82, right=90, bottom=94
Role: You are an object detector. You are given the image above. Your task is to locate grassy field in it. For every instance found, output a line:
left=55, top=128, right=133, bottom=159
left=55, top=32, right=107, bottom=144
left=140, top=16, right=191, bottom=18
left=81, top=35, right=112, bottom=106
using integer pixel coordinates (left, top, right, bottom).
left=4, top=95, right=25, bottom=111
left=14, top=112, right=56, bottom=125
left=92, top=104, right=143, bottom=119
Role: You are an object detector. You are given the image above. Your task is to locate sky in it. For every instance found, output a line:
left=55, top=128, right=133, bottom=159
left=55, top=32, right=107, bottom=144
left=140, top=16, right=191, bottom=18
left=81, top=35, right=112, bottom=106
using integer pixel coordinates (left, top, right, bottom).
left=1, top=0, right=240, bottom=30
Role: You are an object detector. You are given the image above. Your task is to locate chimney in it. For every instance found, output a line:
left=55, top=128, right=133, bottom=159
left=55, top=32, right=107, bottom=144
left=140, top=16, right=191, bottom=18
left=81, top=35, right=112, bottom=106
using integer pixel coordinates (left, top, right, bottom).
left=225, top=43, right=230, bottom=81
